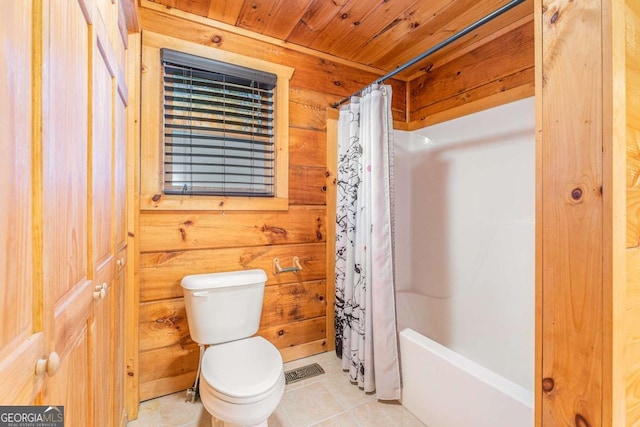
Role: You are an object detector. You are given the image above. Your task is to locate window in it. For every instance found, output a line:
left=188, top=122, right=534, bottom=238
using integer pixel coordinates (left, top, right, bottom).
left=140, top=32, right=294, bottom=211
left=162, top=49, right=276, bottom=197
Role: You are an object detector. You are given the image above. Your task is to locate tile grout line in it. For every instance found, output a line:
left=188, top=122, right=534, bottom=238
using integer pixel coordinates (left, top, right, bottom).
left=307, top=407, right=350, bottom=427
left=308, top=397, right=378, bottom=427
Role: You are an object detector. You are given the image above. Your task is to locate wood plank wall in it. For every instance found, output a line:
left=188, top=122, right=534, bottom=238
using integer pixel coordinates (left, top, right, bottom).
left=408, top=18, right=534, bottom=129
left=536, top=0, right=640, bottom=425
left=625, top=1, right=640, bottom=423
left=537, top=0, right=605, bottom=424
left=136, top=6, right=405, bottom=401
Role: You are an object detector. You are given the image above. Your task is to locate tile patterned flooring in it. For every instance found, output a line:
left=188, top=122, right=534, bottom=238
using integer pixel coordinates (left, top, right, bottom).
left=127, top=351, right=425, bottom=427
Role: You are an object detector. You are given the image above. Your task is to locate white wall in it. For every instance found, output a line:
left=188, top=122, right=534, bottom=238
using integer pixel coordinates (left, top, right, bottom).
left=394, top=97, right=535, bottom=391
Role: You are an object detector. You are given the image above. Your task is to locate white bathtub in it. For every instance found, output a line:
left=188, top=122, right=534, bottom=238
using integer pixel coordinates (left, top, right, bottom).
left=400, top=328, right=533, bottom=427
left=393, top=98, right=536, bottom=426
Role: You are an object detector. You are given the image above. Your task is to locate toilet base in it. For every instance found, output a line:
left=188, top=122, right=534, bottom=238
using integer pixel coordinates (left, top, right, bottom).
left=212, top=416, right=268, bottom=427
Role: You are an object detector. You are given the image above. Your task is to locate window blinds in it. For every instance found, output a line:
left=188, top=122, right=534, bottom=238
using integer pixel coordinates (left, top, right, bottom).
left=161, top=48, right=277, bottom=197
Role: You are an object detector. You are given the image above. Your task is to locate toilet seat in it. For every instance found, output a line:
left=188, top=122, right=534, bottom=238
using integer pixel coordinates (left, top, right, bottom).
left=201, top=336, right=284, bottom=404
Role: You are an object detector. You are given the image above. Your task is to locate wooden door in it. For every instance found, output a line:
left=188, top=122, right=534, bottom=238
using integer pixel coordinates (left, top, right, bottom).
left=91, top=0, right=130, bottom=423
left=39, top=0, right=94, bottom=423
left=0, top=0, right=46, bottom=404
left=0, top=0, right=131, bottom=422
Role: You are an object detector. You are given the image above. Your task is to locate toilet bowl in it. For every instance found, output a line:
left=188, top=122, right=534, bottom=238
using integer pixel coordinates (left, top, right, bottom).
left=181, top=270, right=285, bottom=427
left=199, top=337, right=285, bottom=426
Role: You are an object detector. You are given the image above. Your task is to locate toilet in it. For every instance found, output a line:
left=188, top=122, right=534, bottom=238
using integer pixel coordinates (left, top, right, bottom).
left=181, top=269, right=285, bottom=427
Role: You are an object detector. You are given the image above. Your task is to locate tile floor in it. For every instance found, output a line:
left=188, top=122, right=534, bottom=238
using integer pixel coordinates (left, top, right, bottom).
left=127, top=351, right=425, bottom=427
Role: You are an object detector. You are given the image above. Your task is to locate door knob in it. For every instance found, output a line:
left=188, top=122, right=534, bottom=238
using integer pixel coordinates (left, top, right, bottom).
left=93, top=283, right=107, bottom=300
left=35, top=351, right=61, bottom=377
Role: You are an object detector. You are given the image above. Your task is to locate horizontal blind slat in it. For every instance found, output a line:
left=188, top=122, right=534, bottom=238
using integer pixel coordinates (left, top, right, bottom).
left=165, top=138, right=272, bottom=149
left=165, top=161, right=273, bottom=171
left=164, top=113, right=273, bottom=130
left=165, top=104, right=273, bottom=123
left=164, top=73, right=275, bottom=97
left=162, top=52, right=276, bottom=197
left=164, top=85, right=274, bottom=108
left=164, top=80, right=274, bottom=105
left=165, top=123, right=272, bottom=139
left=164, top=95, right=273, bottom=115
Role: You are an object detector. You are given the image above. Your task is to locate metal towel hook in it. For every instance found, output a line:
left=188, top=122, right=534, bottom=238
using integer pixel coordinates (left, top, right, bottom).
left=274, top=256, right=302, bottom=275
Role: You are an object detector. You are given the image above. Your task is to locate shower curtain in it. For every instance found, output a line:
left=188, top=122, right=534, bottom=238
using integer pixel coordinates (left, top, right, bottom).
left=334, top=84, right=401, bottom=400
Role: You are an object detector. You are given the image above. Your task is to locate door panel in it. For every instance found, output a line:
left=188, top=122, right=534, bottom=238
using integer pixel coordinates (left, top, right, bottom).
left=42, top=330, right=90, bottom=426
left=115, top=87, right=127, bottom=250
left=43, top=0, right=90, bottom=305
left=0, top=0, right=45, bottom=404
left=93, top=26, right=115, bottom=270
left=0, top=0, right=33, bottom=351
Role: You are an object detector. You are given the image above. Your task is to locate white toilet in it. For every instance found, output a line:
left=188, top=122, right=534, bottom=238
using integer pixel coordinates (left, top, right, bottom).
left=181, top=269, right=285, bottom=427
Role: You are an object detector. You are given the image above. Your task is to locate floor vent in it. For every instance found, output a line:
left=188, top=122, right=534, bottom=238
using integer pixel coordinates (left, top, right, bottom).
left=284, top=363, right=325, bottom=385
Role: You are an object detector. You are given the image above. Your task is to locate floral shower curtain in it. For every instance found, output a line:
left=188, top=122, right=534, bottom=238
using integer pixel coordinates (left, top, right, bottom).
left=334, top=84, right=401, bottom=400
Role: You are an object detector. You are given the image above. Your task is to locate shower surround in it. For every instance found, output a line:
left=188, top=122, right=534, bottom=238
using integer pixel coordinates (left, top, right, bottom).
left=394, top=98, right=535, bottom=426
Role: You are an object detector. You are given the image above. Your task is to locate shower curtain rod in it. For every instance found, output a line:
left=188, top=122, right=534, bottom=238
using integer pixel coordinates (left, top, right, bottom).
left=331, top=0, right=526, bottom=109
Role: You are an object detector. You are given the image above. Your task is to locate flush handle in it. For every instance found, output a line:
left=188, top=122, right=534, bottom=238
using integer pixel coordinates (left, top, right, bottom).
left=192, top=291, right=209, bottom=297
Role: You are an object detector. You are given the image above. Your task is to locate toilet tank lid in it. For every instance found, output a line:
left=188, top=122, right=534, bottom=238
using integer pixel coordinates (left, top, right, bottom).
left=181, top=269, right=267, bottom=290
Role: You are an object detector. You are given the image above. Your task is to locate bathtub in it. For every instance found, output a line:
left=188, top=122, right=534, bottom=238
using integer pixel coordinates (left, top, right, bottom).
left=399, top=328, right=533, bottom=427
left=393, top=98, right=536, bottom=426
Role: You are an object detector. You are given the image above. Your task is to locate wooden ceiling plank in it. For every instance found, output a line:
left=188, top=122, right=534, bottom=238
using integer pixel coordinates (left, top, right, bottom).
left=206, top=0, right=244, bottom=25
left=261, top=0, right=315, bottom=40
left=356, top=0, right=516, bottom=69
left=236, top=0, right=272, bottom=34
left=286, top=0, right=353, bottom=47
left=377, top=0, right=533, bottom=74
left=319, top=0, right=422, bottom=60
left=308, top=0, right=409, bottom=54
left=346, top=0, right=459, bottom=64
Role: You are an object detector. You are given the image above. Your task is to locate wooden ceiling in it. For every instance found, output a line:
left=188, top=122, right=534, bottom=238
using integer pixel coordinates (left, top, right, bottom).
left=145, top=0, right=533, bottom=77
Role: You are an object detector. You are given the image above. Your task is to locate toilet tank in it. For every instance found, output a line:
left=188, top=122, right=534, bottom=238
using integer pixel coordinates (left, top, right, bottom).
left=181, top=269, right=268, bottom=345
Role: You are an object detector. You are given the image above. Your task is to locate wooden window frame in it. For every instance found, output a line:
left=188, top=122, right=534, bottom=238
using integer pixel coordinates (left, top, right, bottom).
left=140, top=31, right=294, bottom=211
